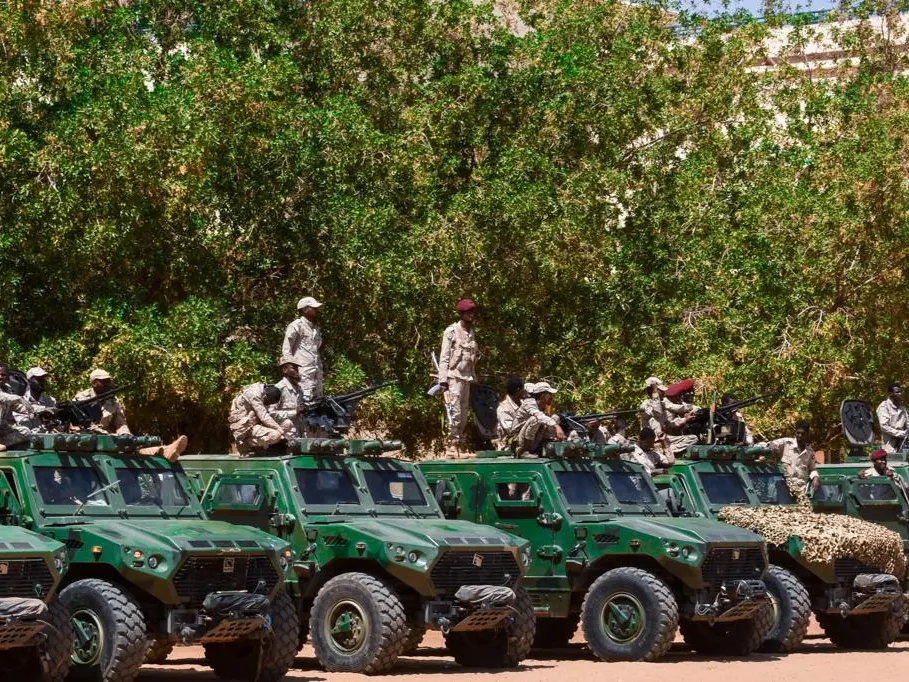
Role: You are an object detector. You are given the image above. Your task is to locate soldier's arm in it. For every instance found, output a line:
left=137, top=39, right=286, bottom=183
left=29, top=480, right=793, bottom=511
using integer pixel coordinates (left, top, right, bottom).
left=878, top=404, right=905, bottom=437
left=113, top=404, right=132, bottom=435
left=282, top=321, right=300, bottom=359
left=251, top=395, right=283, bottom=431
left=437, top=329, right=454, bottom=385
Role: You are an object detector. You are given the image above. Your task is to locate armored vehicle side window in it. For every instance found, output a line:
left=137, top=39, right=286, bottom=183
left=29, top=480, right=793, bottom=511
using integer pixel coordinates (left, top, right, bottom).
left=35, top=466, right=110, bottom=506
left=813, top=483, right=844, bottom=504
left=1, top=469, right=19, bottom=502
left=364, top=470, right=427, bottom=506
left=216, top=483, right=262, bottom=506
left=554, top=472, right=606, bottom=505
left=748, top=472, right=795, bottom=505
left=296, top=469, right=359, bottom=505
left=605, top=471, right=658, bottom=504
left=115, top=468, right=188, bottom=506
left=496, top=483, right=533, bottom=501
left=698, top=472, right=748, bottom=504
left=855, top=482, right=898, bottom=502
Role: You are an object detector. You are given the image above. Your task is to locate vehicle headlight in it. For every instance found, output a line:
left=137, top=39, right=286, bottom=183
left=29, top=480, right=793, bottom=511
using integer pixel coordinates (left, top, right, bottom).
left=407, top=551, right=420, bottom=563
left=147, top=555, right=161, bottom=569
left=520, top=547, right=531, bottom=567
left=53, top=551, right=65, bottom=572
left=681, top=546, right=692, bottom=559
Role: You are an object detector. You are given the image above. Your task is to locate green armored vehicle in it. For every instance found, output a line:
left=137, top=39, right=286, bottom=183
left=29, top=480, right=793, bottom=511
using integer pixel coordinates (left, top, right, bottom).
left=419, top=443, right=773, bottom=662
left=181, top=437, right=536, bottom=674
left=0, top=526, right=72, bottom=681
left=0, top=433, right=299, bottom=682
left=654, top=443, right=907, bottom=652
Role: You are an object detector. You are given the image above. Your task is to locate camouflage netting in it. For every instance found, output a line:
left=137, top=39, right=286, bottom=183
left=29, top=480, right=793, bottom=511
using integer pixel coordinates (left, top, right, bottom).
left=717, top=505, right=907, bottom=578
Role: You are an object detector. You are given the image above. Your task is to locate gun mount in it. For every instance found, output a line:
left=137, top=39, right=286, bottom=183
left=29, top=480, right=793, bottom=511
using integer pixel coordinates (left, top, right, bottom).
left=299, top=381, right=397, bottom=436
left=682, top=391, right=779, bottom=444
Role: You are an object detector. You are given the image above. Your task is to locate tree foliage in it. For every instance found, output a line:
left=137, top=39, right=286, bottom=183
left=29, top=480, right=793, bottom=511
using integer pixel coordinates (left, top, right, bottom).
left=1, top=0, right=908, bottom=455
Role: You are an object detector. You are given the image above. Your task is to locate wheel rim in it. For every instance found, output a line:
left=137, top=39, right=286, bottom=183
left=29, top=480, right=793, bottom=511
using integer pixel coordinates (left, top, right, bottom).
left=325, top=600, right=369, bottom=655
left=71, top=608, right=105, bottom=666
left=768, top=589, right=781, bottom=632
left=601, top=592, right=646, bottom=644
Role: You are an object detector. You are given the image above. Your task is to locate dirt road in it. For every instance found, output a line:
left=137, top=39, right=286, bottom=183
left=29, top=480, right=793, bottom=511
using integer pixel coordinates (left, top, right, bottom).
left=142, top=625, right=908, bottom=682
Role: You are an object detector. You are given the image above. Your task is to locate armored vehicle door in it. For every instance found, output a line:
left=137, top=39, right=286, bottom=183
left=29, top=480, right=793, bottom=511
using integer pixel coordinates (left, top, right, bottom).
left=201, top=473, right=277, bottom=534
left=846, top=476, right=909, bottom=537
left=479, top=470, right=556, bottom=539
left=0, top=468, right=23, bottom=524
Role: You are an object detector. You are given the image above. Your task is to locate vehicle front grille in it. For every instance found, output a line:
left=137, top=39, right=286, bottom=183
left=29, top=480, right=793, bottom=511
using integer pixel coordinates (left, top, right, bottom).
left=834, top=558, right=880, bottom=583
left=0, top=559, right=54, bottom=599
left=700, top=547, right=766, bottom=589
left=430, top=551, right=520, bottom=594
left=173, top=555, right=280, bottom=608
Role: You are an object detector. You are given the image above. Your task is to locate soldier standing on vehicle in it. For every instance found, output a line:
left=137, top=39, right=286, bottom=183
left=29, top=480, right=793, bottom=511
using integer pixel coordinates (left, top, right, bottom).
left=13, top=367, right=57, bottom=430
left=437, top=299, right=479, bottom=452
left=74, top=369, right=187, bottom=462
left=228, top=383, right=294, bottom=455
left=876, top=382, right=908, bottom=454
left=662, top=380, right=698, bottom=455
left=272, top=358, right=305, bottom=436
left=770, top=420, right=820, bottom=491
left=640, top=376, right=673, bottom=455
left=282, top=296, right=324, bottom=401
left=626, top=427, right=672, bottom=476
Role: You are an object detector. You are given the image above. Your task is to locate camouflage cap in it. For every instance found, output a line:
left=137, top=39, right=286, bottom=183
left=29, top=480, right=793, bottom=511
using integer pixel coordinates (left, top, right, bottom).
left=278, top=356, right=300, bottom=367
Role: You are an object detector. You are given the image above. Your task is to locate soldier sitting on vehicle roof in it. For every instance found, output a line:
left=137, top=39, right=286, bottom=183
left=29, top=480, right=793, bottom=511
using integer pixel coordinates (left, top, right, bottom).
left=624, top=428, right=673, bottom=476
left=228, top=382, right=294, bottom=455
left=496, top=375, right=526, bottom=450
left=721, top=392, right=755, bottom=445
left=510, top=382, right=567, bottom=456
left=74, top=369, right=188, bottom=462
left=607, top=417, right=630, bottom=445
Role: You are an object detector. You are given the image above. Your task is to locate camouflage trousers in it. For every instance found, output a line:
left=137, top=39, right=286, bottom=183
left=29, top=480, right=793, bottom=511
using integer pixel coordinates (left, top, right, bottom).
left=498, top=415, right=556, bottom=455
left=0, top=424, right=30, bottom=448
left=233, top=424, right=287, bottom=456
left=667, top=434, right=697, bottom=458
left=445, top=378, right=472, bottom=445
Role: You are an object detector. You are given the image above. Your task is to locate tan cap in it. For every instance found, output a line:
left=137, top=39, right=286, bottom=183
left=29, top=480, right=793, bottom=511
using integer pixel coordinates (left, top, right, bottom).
left=296, top=296, right=323, bottom=310
left=89, top=369, right=112, bottom=382
left=26, top=367, right=48, bottom=380
left=644, top=376, right=667, bottom=391
left=278, top=356, right=300, bottom=367
left=532, top=381, right=558, bottom=395
left=523, top=382, right=537, bottom=395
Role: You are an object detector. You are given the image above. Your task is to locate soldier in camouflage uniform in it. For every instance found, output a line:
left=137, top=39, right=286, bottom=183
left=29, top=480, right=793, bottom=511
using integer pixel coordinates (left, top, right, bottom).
left=282, top=296, right=324, bottom=402
left=513, top=382, right=567, bottom=456
left=624, top=427, right=672, bottom=476
left=228, top=383, right=293, bottom=455
left=13, top=367, right=57, bottom=430
left=0, top=390, right=34, bottom=451
left=495, top=376, right=525, bottom=449
left=770, top=420, right=820, bottom=491
left=74, top=369, right=187, bottom=462
left=876, top=382, right=908, bottom=454
left=437, top=298, right=479, bottom=451
left=272, top=358, right=305, bottom=436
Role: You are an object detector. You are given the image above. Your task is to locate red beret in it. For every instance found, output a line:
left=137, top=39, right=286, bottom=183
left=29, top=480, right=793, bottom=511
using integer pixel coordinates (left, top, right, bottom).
left=665, top=379, right=695, bottom=398
left=456, top=298, right=477, bottom=312
left=871, top=449, right=888, bottom=461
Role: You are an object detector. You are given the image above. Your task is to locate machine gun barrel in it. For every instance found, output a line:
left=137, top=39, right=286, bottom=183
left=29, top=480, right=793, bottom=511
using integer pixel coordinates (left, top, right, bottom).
left=559, top=408, right=637, bottom=425
left=331, top=381, right=399, bottom=405
left=716, top=391, right=779, bottom=416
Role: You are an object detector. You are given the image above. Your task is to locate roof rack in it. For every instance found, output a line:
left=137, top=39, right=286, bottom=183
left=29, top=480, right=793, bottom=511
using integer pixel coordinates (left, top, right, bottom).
left=282, top=437, right=403, bottom=457
left=25, top=433, right=163, bottom=454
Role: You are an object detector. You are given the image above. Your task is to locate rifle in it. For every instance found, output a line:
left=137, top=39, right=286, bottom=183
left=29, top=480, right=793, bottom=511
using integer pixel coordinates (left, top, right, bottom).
left=558, top=409, right=638, bottom=439
left=683, top=390, right=779, bottom=443
left=299, top=381, right=398, bottom=436
left=46, top=382, right=139, bottom=430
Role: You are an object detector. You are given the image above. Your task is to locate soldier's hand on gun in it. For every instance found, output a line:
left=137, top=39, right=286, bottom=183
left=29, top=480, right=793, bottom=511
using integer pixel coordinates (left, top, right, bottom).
left=554, top=425, right=567, bottom=441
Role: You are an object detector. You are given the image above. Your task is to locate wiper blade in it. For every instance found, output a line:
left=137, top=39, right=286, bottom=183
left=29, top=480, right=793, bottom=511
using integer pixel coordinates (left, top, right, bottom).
left=378, top=498, right=420, bottom=518
left=74, top=479, right=121, bottom=516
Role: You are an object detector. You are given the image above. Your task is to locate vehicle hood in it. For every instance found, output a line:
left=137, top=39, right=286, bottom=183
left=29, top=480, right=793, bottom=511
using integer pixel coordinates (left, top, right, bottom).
left=614, top=516, right=765, bottom=545
left=340, top=518, right=524, bottom=550
left=0, top=526, right=63, bottom=556
left=77, top=520, right=286, bottom=554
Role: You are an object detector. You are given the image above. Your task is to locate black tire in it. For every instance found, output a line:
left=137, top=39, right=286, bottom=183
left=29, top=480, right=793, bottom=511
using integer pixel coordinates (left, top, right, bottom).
left=759, top=565, right=811, bottom=653
left=204, top=590, right=300, bottom=682
left=580, top=567, right=678, bottom=662
left=400, top=625, right=426, bottom=655
left=817, top=601, right=904, bottom=650
left=310, top=572, right=407, bottom=674
left=532, top=616, right=579, bottom=649
left=680, top=603, right=774, bottom=656
left=0, top=596, right=73, bottom=682
left=444, top=585, right=535, bottom=668
left=143, top=639, right=174, bottom=665
left=59, top=579, right=147, bottom=682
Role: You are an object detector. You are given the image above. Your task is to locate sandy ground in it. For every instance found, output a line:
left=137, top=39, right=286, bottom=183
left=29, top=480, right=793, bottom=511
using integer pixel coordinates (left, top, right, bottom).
left=141, top=621, right=909, bottom=682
